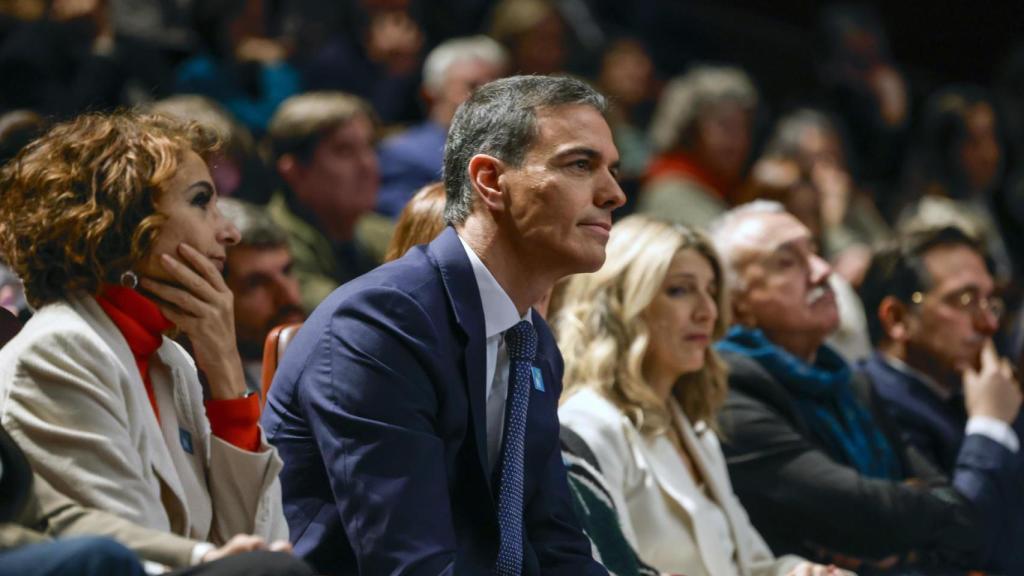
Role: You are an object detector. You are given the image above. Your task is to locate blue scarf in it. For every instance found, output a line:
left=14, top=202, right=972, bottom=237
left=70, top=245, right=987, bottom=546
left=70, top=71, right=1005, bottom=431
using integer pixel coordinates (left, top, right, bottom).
left=717, top=326, right=901, bottom=480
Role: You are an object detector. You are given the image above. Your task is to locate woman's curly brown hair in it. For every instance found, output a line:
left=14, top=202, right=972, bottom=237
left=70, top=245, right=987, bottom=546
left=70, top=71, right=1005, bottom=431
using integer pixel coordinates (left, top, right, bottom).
left=0, top=111, right=218, bottom=309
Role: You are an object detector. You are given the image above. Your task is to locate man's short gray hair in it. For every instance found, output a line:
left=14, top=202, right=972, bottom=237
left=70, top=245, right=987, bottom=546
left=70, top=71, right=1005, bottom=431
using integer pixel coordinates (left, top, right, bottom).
left=707, top=200, right=786, bottom=292
left=443, top=75, right=607, bottom=225
left=422, top=35, right=508, bottom=98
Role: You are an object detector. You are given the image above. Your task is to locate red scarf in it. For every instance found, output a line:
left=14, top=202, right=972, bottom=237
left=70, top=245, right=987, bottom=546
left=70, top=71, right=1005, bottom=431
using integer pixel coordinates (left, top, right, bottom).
left=644, top=151, right=731, bottom=201
left=96, top=285, right=173, bottom=422
left=96, top=285, right=260, bottom=452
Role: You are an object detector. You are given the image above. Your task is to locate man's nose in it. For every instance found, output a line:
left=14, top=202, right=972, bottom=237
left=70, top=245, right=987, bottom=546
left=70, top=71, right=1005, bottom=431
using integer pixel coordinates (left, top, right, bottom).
left=596, top=170, right=626, bottom=211
left=808, top=252, right=832, bottom=284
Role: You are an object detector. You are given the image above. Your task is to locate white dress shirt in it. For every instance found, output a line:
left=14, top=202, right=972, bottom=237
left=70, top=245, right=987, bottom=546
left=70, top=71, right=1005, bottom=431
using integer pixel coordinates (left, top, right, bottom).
left=459, top=236, right=533, bottom=474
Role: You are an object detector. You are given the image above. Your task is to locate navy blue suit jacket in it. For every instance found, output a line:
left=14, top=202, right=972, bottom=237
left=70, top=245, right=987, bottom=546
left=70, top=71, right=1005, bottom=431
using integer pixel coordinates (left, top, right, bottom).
left=859, top=353, right=1024, bottom=573
left=261, top=227, right=604, bottom=576
left=860, top=353, right=968, bottom=472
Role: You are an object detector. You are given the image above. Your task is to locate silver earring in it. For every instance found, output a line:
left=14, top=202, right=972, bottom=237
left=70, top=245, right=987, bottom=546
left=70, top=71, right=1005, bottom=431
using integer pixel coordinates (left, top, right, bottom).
left=119, top=270, right=138, bottom=289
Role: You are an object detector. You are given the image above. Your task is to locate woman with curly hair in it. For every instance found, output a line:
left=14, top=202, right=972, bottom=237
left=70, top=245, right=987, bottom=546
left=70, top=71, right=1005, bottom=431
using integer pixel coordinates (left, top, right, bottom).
left=553, top=215, right=845, bottom=576
left=0, top=111, right=303, bottom=572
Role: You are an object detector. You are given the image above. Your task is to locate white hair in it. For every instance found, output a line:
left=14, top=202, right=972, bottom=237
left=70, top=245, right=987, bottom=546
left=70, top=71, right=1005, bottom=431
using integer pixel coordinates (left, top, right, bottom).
left=649, top=65, right=758, bottom=153
left=707, top=200, right=786, bottom=292
left=422, top=35, right=508, bottom=97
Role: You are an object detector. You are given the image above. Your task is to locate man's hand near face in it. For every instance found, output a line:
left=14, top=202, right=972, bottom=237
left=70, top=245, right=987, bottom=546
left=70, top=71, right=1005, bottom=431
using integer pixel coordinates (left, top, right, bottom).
left=963, top=339, right=1023, bottom=424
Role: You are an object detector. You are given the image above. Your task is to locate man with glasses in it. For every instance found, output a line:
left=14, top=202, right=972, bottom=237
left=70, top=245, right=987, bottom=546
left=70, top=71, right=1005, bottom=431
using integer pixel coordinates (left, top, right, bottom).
left=859, top=225, right=1021, bottom=474
left=709, top=206, right=1023, bottom=573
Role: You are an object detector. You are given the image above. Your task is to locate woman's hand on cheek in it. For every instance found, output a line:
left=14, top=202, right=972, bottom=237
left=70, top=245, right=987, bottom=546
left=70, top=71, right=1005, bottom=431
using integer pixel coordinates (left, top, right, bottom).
left=139, top=243, right=247, bottom=399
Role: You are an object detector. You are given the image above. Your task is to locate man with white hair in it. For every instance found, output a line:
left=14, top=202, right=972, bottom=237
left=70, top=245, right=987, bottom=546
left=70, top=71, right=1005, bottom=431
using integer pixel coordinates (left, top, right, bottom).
left=376, top=35, right=507, bottom=217
left=708, top=200, right=1023, bottom=573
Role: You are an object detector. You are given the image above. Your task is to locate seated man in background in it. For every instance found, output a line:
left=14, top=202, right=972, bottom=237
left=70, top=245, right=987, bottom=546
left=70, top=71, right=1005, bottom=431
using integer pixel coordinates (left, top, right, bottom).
left=859, top=226, right=1018, bottom=472
left=266, top=91, right=393, bottom=312
left=375, top=35, right=507, bottom=218
left=219, top=199, right=306, bottom=394
left=709, top=201, right=1023, bottom=573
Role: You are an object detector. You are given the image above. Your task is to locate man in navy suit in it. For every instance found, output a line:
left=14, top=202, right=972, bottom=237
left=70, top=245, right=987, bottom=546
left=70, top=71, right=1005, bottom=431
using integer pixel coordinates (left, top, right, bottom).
left=857, top=225, right=1024, bottom=572
left=261, top=75, right=624, bottom=575
left=858, top=226, right=1020, bottom=472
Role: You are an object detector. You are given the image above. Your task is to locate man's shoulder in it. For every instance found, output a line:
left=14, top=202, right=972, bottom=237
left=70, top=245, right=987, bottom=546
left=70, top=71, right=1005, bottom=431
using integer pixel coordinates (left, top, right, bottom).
left=312, top=246, right=444, bottom=318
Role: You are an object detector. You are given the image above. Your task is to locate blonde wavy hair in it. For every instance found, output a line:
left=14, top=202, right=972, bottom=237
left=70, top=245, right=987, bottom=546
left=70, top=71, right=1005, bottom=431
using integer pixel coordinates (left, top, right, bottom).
left=552, top=215, right=730, bottom=434
left=0, top=111, right=217, bottom=308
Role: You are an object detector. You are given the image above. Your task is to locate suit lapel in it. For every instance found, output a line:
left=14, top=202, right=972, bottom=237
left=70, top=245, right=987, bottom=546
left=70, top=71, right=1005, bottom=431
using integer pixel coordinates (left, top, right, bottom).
left=429, top=228, right=491, bottom=492
left=636, top=404, right=736, bottom=576
left=72, top=296, right=191, bottom=529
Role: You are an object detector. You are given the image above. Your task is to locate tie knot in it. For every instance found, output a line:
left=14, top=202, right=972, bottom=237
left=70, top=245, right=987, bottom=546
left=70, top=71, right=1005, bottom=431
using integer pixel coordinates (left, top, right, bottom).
left=505, top=320, right=537, bottom=361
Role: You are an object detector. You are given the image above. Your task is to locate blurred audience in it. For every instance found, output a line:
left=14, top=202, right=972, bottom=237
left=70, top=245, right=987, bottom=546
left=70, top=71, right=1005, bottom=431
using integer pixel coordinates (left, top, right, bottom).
left=148, top=94, right=273, bottom=204
left=218, top=198, right=305, bottom=395
left=0, top=0, right=123, bottom=116
left=899, top=85, right=1013, bottom=284
left=555, top=215, right=839, bottom=576
left=597, top=37, right=657, bottom=214
left=376, top=35, right=506, bottom=218
left=818, top=4, right=909, bottom=220
left=266, top=91, right=392, bottom=312
left=175, top=0, right=301, bottom=134
left=640, top=65, right=757, bottom=230
left=0, top=112, right=296, bottom=571
left=764, top=108, right=891, bottom=287
left=488, top=0, right=567, bottom=76
left=709, top=201, right=1022, bottom=573
left=297, top=0, right=424, bottom=125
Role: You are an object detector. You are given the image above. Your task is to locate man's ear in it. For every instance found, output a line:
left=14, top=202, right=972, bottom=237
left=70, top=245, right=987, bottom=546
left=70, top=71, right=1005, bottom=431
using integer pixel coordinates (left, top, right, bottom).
left=468, top=154, right=506, bottom=212
left=878, top=295, right=910, bottom=342
left=277, top=154, right=303, bottom=193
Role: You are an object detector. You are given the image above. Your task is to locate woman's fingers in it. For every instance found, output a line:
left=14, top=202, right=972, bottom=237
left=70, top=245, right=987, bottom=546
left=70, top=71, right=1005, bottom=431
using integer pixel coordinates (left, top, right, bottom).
left=177, top=242, right=230, bottom=293
left=139, top=276, right=208, bottom=319
left=158, top=252, right=220, bottom=303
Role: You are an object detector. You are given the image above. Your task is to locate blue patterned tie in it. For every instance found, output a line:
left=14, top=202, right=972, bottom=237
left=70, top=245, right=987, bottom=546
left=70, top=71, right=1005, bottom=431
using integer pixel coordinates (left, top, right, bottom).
left=495, top=320, right=537, bottom=576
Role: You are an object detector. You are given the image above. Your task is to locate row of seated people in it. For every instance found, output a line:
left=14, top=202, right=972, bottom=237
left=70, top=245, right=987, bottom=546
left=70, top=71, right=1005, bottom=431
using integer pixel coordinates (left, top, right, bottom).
left=0, top=75, right=1021, bottom=576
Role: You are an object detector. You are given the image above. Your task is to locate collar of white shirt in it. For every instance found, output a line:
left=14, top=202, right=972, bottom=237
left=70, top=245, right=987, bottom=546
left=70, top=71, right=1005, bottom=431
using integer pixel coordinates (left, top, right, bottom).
left=458, top=235, right=532, bottom=335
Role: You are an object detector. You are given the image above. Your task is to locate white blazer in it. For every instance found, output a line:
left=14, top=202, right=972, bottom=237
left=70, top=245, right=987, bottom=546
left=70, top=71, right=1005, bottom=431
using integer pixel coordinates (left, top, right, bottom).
left=0, top=295, right=288, bottom=545
left=559, top=388, right=803, bottom=576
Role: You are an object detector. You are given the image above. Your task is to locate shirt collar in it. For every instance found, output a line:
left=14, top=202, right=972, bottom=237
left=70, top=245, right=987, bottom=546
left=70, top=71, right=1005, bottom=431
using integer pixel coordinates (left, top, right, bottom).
left=458, top=235, right=531, bottom=339
left=880, top=353, right=954, bottom=401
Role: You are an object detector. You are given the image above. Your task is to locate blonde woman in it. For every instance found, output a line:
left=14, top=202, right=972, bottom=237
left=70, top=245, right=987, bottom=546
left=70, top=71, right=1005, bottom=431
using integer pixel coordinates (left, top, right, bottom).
left=554, top=215, right=846, bottom=576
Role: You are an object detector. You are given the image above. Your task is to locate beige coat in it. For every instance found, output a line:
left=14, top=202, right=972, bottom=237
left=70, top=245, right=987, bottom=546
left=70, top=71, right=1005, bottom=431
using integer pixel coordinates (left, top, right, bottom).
left=559, top=388, right=803, bottom=576
left=0, top=295, right=287, bottom=546
left=1, top=471, right=198, bottom=568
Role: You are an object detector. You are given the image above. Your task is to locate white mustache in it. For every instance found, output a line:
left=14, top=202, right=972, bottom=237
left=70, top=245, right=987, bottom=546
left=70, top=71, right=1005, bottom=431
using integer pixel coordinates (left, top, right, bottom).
left=805, top=285, right=832, bottom=305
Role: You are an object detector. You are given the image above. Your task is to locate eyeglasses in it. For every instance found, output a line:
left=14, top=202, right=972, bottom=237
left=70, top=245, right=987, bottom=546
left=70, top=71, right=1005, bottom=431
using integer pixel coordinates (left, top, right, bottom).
left=910, top=288, right=1005, bottom=319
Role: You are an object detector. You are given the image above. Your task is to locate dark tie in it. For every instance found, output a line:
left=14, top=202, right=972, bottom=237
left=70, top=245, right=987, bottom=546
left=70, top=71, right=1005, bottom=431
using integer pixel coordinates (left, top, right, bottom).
left=495, top=320, right=537, bottom=576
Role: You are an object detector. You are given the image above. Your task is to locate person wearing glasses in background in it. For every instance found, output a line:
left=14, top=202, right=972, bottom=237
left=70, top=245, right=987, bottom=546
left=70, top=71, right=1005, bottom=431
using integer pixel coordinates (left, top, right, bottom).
left=856, top=224, right=1024, bottom=574
left=859, top=225, right=1019, bottom=473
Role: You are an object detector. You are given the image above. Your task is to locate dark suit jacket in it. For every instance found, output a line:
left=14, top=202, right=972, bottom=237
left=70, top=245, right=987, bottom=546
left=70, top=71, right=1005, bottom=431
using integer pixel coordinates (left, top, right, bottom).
left=261, top=227, right=604, bottom=576
left=858, top=353, right=1024, bottom=573
left=859, top=353, right=967, bottom=474
left=718, top=349, right=1022, bottom=572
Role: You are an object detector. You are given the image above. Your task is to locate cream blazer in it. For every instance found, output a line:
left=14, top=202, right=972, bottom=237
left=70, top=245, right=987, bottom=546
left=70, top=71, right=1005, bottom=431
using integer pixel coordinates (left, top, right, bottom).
left=559, top=388, right=803, bottom=576
left=0, top=295, right=288, bottom=545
